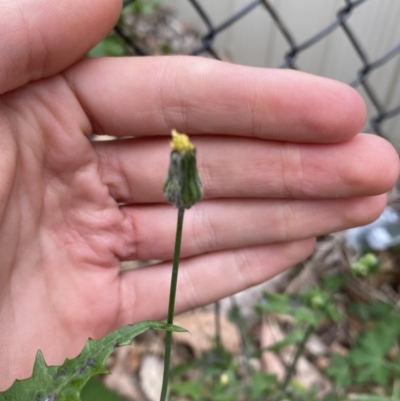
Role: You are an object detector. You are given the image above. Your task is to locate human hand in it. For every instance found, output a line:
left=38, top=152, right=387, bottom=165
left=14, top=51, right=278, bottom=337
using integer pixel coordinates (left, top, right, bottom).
left=1, top=0, right=398, bottom=390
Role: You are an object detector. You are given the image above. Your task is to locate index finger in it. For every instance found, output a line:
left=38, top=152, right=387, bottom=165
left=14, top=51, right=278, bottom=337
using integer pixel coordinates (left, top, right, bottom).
left=64, top=56, right=366, bottom=143
left=0, top=0, right=121, bottom=95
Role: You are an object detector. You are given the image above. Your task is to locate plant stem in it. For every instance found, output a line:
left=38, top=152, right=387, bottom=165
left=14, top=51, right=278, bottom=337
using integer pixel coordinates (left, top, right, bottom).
left=160, top=207, right=185, bottom=401
left=278, top=324, right=314, bottom=400
left=214, top=301, right=221, bottom=349
left=229, top=297, right=252, bottom=398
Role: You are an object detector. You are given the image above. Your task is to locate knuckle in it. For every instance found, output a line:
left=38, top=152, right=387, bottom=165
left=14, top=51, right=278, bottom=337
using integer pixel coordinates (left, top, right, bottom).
left=280, top=143, right=306, bottom=198
left=191, top=203, right=218, bottom=255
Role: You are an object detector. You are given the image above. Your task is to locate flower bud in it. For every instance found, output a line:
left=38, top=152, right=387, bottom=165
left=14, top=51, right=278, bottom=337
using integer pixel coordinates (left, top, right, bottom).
left=163, top=130, right=203, bottom=209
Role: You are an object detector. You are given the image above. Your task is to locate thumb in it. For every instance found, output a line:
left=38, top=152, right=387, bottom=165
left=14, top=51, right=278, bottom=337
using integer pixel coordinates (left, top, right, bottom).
left=0, top=0, right=121, bottom=95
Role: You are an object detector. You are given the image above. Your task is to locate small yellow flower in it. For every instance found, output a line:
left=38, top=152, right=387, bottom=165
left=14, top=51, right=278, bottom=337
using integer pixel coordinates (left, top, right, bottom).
left=170, top=129, right=195, bottom=153
left=220, top=373, right=229, bottom=385
left=164, top=129, right=203, bottom=209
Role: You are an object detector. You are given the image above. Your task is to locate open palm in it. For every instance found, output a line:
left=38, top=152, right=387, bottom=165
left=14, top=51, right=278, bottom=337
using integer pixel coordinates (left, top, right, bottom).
left=1, top=0, right=398, bottom=390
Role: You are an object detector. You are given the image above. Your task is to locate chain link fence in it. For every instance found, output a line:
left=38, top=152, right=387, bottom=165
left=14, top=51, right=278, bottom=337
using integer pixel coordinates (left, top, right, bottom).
left=116, top=0, right=400, bottom=142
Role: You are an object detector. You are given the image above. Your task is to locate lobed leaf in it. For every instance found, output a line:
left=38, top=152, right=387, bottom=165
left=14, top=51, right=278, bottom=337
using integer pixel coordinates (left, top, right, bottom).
left=0, top=321, right=185, bottom=401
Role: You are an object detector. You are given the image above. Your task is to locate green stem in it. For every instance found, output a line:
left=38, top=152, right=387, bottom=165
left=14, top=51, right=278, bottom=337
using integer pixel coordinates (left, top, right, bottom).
left=278, top=324, right=314, bottom=400
left=160, top=207, right=185, bottom=401
left=214, top=301, right=221, bottom=349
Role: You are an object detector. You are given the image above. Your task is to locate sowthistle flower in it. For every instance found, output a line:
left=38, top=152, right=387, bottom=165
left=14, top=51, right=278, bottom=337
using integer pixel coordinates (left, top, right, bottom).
left=159, top=130, right=203, bottom=401
left=163, top=129, right=203, bottom=209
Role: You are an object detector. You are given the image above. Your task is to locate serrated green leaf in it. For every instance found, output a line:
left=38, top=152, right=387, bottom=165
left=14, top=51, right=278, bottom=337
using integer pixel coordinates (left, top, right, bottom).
left=257, top=292, right=292, bottom=315
left=325, top=353, right=352, bottom=388
left=170, top=381, right=203, bottom=401
left=267, top=327, right=306, bottom=352
left=293, top=306, right=321, bottom=326
left=0, top=321, right=185, bottom=401
left=349, top=316, right=400, bottom=386
left=81, top=377, right=124, bottom=401
left=350, top=301, right=395, bottom=322
left=249, top=372, right=278, bottom=399
left=321, top=274, right=345, bottom=292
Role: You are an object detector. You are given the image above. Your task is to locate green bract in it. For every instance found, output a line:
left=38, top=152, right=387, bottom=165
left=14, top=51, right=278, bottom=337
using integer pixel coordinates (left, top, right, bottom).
left=163, top=131, right=203, bottom=209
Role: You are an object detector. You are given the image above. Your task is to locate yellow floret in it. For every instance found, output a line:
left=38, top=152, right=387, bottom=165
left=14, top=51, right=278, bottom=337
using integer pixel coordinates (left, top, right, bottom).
left=220, top=373, right=229, bottom=385
left=170, top=129, right=195, bottom=153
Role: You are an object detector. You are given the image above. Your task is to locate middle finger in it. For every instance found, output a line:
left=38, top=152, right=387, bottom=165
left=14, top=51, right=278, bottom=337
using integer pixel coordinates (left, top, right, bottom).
left=117, top=195, right=386, bottom=261
left=94, top=134, right=397, bottom=203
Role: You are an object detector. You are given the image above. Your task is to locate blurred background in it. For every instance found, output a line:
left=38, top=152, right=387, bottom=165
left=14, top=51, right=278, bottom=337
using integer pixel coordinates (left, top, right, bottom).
left=86, top=1, right=400, bottom=400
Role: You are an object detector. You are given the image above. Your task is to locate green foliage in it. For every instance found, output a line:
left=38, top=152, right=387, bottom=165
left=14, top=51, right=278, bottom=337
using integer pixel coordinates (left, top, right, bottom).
left=170, top=344, right=325, bottom=401
left=350, top=300, right=395, bottom=322
left=257, top=287, right=342, bottom=330
left=88, top=0, right=164, bottom=58
left=170, top=277, right=335, bottom=400
left=351, top=252, right=380, bottom=277
left=125, top=0, right=164, bottom=15
left=81, top=377, right=124, bottom=401
left=170, top=270, right=400, bottom=401
left=320, top=273, right=346, bottom=292
left=343, top=396, right=399, bottom=401
left=170, top=346, right=281, bottom=401
left=327, top=312, right=400, bottom=387
left=325, top=354, right=352, bottom=387
left=88, top=35, right=128, bottom=57
left=0, top=321, right=185, bottom=401
left=255, top=272, right=400, bottom=395
left=228, top=302, right=255, bottom=356
left=350, top=315, right=400, bottom=385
